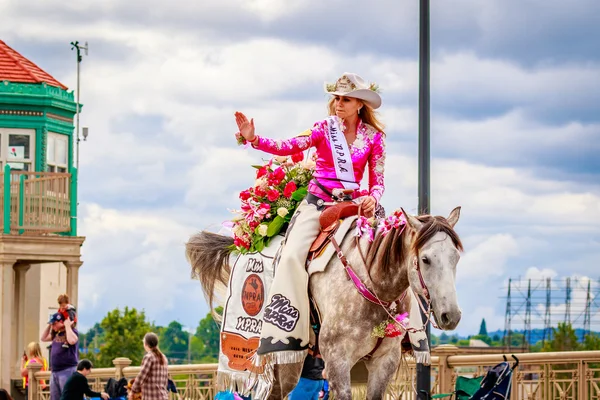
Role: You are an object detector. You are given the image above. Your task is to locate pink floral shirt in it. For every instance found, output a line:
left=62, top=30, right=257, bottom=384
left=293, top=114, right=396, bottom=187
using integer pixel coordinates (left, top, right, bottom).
left=253, top=119, right=386, bottom=202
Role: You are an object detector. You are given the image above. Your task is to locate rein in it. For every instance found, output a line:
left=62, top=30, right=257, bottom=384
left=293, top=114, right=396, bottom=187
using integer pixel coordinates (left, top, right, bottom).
left=330, top=214, right=439, bottom=334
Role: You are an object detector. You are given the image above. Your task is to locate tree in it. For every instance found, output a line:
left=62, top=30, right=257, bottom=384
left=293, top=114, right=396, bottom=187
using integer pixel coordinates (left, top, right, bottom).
left=439, top=332, right=449, bottom=344
left=478, top=319, right=488, bottom=337
left=195, top=307, right=222, bottom=362
left=160, top=321, right=190, bottom=364
left=542, top=323, right=579, bottom=352
left=92, top=307, right=154, bottom=367
left=583, top=333, right=600, bottom=351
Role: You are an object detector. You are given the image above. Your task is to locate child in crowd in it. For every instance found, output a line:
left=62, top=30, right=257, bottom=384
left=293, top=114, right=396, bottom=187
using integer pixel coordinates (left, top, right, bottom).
left=57, top=294, right=77, bottom=349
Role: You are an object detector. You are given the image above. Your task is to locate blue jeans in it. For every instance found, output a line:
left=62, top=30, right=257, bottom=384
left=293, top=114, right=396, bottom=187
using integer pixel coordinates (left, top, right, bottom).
left=288, top=377, right=325, bottom=400
left=50, top=366, right=77, bottom=400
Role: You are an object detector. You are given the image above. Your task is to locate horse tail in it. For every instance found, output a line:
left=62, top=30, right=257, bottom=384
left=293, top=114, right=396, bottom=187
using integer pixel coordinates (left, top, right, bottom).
left=186, top=231, right=234, bottom=321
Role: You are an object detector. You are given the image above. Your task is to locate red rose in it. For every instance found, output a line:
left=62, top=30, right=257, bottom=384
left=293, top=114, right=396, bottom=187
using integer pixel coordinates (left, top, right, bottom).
left=254, top=187, right=266, bottom=198
left=273, top=167, right=285, bottom=180
left=239, top=190, right=252, bottom=201
left=267, top=189, right=280, bottom=202
left=256, top=166, right=268, bottom=179
left=283, top=181, right=297, bottom=198
left=291, top=152, right=304, bottom=163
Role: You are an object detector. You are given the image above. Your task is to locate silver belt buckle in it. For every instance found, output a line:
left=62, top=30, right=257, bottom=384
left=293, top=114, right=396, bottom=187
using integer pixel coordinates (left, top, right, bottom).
left=317, top=198, right=324, bottom=207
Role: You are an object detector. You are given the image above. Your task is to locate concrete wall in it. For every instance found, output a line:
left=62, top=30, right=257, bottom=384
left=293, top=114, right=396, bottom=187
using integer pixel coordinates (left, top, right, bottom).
left=22, top=263, right=66, bottom=366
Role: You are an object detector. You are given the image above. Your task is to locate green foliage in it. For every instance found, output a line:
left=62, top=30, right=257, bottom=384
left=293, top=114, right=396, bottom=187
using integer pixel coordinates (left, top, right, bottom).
left=90, top=307, right=154, bottom=367
left=194, top=307, right=222, bottom=362
left=583, top=333, right=600, bottom=350
left=160, top=321, right=191, bottom=364
left=504, top=331, right=528, bottom=348
left=470, top=334, right=492, bottom=346
left=542, top=323, right=579, bottom=352
left=478, top=319, right=488, bottom=336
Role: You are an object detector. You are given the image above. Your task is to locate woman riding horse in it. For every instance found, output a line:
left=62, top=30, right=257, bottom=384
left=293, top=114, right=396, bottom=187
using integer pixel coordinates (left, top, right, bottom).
left=234, top=72, right=387, bottom=367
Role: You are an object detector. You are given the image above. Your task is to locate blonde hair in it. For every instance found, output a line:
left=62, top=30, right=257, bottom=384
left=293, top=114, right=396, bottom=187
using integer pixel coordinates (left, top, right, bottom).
left=26, top=342, right=43, bottom=359
left=327, top=97, right=385, bottom=134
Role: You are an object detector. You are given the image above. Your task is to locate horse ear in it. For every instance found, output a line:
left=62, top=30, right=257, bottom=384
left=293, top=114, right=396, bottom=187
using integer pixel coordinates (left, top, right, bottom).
left=447, top=206, right=461, bottom=228
left=401, top=208, right=423, bottom=231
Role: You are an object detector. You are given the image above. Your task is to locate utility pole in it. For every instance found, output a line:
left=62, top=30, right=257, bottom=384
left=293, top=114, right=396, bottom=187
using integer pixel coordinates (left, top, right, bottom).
left=70, top=41, right=88, bottom=172
left=416, top=0, right=431, bottom=398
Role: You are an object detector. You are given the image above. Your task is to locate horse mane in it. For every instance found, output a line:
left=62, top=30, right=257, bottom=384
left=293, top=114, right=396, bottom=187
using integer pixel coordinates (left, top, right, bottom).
left=365, top=214, right=463, bottom=277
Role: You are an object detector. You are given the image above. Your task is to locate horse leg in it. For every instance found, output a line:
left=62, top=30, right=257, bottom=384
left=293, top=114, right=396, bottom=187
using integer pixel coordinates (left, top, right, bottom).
left=363, top=339, right=402, bottom=400
left=266, top=363, right=303, bottom=400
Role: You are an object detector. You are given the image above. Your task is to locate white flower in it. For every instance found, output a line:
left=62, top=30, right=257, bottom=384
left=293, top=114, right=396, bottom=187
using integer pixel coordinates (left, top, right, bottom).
left=254, top=177, right=268, bottom=189
left=302, top=159, right=316, bottom=170
left=277, top=207, right=289, bottom=217
left=257, top=224, right=268, bottom=236
left=274, top=156, right=288, bottom=164
left=232, top=224, right=244, bottom=237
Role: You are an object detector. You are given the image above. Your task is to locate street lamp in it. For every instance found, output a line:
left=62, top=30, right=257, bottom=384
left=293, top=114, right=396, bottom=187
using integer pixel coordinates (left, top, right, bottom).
left=70, top=41, right=88, bottom=171
left=417, top=0, right=431, bottom=398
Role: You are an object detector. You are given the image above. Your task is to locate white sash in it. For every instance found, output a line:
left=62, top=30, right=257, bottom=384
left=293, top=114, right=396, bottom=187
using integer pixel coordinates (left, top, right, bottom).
left=326, top=116, right=359, bottom=190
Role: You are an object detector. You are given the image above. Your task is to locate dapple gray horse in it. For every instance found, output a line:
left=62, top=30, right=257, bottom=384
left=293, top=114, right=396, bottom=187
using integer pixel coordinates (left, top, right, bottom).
left=186, top=207, right=463, bottom=400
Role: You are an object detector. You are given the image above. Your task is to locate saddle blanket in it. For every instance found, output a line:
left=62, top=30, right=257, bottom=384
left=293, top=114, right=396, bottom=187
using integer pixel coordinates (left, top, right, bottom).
left=306, top=216, right=358, bottom=276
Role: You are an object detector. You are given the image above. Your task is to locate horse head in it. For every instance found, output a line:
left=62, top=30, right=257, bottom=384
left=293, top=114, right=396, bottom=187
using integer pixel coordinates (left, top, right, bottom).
left=403, top=206, right=463, bottom=330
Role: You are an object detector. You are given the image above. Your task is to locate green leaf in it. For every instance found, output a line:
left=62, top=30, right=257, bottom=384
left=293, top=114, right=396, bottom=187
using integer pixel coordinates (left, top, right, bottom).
left=267, top=216, right=285, bottom=237
left=254, top=237, right=265, bottom=252
left=291, top=186, right=308, bottom=201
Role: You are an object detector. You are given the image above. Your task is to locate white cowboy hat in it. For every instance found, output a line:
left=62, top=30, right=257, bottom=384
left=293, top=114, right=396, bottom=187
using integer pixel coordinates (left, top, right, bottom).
left=324, top=72, right=382, bottom=109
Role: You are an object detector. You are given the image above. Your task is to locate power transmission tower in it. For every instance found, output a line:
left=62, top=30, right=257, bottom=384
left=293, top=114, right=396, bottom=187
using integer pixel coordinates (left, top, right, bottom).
left=565, top=278, right=572, bottom=324
left=543, top=277, right=552, bottom=346
left=524, top=279, right=532, bottom=351
left=503, top=278, right=512, bottom=351
left=583, top=280, right=592, bottom=342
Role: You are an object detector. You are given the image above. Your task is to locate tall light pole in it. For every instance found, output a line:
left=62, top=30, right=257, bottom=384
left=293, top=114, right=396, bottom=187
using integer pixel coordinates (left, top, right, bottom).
left=416, top=0, right=431, bottom=398
left=70, top=41, right=88, bottom=172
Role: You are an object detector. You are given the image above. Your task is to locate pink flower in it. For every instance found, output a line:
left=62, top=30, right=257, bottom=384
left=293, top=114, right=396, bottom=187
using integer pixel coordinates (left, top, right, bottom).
left=267, top=190, right=280, bottom=202
left=239, top=190, right=252, bottom=201
left=283, top=181, right=297, bottom=198
left=355, top=216, right=375, bottom=242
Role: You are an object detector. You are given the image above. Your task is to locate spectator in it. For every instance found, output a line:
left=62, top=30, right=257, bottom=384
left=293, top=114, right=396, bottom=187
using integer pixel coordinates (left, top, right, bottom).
left=56, top=294, right=78, bottom=349
left=129, top=333, right=168, bottom=400
left=41, top=312, right=79, bottom=400
left=0, top=389, right=13, bottom=400
left=20, top=342, right=48, bottom=395
left=60, top=360, right=108, bottom=400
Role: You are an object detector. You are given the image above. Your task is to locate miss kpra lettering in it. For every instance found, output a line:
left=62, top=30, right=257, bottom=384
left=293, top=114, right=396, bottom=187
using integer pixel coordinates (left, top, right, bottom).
left=245, top=257, right=264, bottom=273
left=263, top=294, right=299, bottom=332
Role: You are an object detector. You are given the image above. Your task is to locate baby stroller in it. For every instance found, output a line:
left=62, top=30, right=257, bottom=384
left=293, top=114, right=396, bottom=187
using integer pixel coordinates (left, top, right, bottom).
left=433, top=355, right=519, bottom=400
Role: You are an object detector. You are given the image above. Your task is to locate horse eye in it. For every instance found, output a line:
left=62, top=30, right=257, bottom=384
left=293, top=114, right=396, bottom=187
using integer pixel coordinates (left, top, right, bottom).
left=422, top=257, right=430, bottom=265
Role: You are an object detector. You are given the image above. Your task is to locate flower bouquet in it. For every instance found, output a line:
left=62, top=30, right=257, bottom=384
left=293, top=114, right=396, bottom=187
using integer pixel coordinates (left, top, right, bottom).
left=228, top=152, right=315, bottom=254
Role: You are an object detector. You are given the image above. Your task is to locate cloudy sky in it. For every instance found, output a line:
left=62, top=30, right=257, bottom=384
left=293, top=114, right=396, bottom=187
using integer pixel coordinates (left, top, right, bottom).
left=1, top=0, right=599, bottom=337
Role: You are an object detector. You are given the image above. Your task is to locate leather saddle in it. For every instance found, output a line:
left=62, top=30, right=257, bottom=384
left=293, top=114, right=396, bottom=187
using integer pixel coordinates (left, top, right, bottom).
left=307, top=201, right=364, bottom=261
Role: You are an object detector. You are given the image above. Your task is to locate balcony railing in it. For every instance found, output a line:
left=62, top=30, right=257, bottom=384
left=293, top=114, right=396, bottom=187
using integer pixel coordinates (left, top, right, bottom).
left=24, top=348, right=600, bottom=400
left=0, top=165, right=77, bottom=236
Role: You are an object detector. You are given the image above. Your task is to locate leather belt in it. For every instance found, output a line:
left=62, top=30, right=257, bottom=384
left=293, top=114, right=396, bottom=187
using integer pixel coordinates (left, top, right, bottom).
left=306, top=193, right=332, bottom=211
